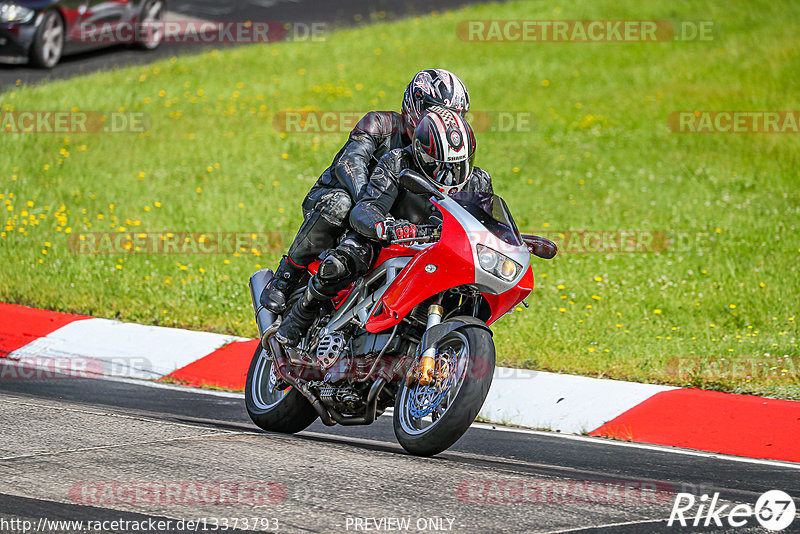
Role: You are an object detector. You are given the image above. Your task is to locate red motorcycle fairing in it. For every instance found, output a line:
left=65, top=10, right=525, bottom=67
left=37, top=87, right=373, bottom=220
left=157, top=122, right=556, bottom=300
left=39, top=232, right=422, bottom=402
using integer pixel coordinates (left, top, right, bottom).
left=366, top=199, right=535, bottom=332
left=482, top=265, right=534, bottom=325
left=372, top=243, right=418, bottom=266
left=365, top=202, right=477, bottom=333
left=339, top=246, right=419, bottom=307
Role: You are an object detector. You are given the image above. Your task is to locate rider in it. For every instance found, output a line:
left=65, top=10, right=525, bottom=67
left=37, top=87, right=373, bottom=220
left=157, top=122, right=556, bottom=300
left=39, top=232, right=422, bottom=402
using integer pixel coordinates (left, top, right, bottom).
left=260, top=69, right=471, bottom=314
left=275, top=106, right=493, bottom=347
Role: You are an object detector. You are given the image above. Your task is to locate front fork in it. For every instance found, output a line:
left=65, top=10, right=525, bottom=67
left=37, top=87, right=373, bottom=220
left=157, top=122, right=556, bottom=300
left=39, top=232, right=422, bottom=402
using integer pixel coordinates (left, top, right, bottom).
left=411, top=304, right=443, bottom=386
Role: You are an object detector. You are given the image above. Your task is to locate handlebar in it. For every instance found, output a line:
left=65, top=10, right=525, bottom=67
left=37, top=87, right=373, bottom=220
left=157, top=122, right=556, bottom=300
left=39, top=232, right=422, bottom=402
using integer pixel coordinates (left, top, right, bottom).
left=390, top=229, right=558, bottom=260
left=389, top=224, right=441, bottom=245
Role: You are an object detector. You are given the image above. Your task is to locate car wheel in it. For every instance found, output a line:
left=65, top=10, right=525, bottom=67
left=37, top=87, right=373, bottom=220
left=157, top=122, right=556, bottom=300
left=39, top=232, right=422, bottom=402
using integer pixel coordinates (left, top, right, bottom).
left=135, top=0, right=165, bottom=50
left=30, top=11, right=64, bottom=69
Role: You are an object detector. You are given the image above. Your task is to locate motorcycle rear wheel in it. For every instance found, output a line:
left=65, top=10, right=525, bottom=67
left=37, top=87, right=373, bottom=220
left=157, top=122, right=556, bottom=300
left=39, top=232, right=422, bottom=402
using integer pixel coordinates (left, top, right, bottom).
left=245, top=343, right=318, bottom=434
left=393, top=324, right=495, bottom=456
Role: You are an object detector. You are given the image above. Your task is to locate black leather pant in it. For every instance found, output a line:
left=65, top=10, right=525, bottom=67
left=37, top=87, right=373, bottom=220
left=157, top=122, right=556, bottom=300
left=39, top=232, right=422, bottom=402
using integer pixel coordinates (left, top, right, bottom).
left=285, top=186, right=353, bottom=266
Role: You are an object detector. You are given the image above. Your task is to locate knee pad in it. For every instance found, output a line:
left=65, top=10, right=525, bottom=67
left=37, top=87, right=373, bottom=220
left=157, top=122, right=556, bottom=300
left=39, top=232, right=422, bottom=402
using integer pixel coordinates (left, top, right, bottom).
left=309, top=250, right=351, bottom=299
left=339, top=234, right=375, bottom=275
left=288, top=192, right=352, bottom=265
left=310, top=238, right=374, bottom=297
left=316, top=190, right=352, bottom=226
left=317, top=249, right=352, bottom=283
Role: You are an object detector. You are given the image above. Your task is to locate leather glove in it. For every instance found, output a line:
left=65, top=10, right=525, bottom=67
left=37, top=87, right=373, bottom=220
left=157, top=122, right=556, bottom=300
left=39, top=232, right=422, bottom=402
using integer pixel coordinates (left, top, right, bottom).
left=375, top=218, right=418, bottom=243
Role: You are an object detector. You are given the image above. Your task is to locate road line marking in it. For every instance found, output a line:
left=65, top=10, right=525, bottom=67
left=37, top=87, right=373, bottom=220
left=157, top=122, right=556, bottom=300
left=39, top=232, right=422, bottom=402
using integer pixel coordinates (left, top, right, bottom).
left=469, top=421, right=800, bottom=470
left=99, top=374, right=245, bottom=398
left=539, top=517, right=668, bottom=533
left=0, top=396, right=242, bottom=431
left=0, top=431, right=235, bottom=461
left=31, top=372, right=800, bottom=471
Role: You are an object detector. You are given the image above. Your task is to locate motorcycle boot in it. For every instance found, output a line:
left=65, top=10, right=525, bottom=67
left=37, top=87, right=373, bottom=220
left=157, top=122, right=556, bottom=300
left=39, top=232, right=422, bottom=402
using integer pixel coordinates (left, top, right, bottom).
left=260, top=255, right=306, bottom=314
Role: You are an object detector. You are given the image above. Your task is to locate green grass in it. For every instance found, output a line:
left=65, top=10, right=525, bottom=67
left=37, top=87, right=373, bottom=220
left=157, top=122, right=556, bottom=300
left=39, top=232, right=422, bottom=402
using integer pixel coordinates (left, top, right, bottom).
left=1, top=0, right=798, bottom=398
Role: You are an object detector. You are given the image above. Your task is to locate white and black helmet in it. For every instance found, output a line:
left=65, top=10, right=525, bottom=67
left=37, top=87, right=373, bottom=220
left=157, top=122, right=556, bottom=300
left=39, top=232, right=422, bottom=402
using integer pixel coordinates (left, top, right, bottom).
left=402, top=69, right=470, bottom=137
left=411, top=106, right=476, bottom=194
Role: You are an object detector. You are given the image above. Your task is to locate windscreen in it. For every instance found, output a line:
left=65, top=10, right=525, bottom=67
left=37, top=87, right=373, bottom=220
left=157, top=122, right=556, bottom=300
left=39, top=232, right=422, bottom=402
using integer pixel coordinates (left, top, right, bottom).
left=450, top=191, right=523, bottom=246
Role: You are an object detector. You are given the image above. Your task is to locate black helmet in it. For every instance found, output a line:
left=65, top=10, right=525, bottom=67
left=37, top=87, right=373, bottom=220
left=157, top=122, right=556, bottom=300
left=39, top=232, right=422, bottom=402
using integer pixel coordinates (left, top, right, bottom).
left=402, top=69, right=470, bottom=137
left=411, top=106, right=476, bottom=194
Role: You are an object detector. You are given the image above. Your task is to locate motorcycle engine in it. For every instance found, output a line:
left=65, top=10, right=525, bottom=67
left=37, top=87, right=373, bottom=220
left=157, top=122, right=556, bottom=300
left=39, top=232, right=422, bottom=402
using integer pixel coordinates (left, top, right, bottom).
left=312, top=334, right=364, bottom=414
left=316, top=332, right=347, bottom=368
left=316, top=332, right=357, bottom=382
left=315, top=383, right=364, bottom=414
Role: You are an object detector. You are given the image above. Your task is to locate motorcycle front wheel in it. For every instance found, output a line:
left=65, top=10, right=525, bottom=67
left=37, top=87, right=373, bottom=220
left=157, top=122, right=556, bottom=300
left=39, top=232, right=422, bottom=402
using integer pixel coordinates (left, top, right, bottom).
left=393, top=324, right=495, bottom=456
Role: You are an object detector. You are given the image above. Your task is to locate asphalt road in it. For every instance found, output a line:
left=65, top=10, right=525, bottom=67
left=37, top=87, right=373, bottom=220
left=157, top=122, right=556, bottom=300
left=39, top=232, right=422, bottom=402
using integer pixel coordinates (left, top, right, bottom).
left=4, top=1, right=798, bottom=531
left=0, top=0, right=493, bottom=90
left=1, top=359, right=798, bottom=533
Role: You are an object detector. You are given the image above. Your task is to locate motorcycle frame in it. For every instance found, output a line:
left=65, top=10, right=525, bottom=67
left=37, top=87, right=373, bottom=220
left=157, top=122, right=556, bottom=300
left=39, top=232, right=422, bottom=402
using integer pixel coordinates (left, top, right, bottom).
left=257, top=193, right=536, bottom=427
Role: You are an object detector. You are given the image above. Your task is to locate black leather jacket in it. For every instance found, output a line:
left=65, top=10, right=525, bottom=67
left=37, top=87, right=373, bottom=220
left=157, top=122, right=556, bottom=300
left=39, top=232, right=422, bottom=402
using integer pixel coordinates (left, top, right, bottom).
left=305, top=111, right=409, bottom=205
left=350, top=146, right=494, bottom=239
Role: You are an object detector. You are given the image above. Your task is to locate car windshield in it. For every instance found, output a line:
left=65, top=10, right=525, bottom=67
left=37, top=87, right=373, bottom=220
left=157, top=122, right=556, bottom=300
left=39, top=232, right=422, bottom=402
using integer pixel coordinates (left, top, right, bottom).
left=450, top=191, right=523, bottom=246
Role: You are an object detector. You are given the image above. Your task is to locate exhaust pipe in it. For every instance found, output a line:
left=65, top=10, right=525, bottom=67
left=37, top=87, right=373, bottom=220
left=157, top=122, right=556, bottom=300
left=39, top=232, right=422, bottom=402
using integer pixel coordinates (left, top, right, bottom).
left=251, top=269, right=336, bottom=427
left=249, top=269, right=278, bottom=340
left=269, top=336, right=336, bottom=426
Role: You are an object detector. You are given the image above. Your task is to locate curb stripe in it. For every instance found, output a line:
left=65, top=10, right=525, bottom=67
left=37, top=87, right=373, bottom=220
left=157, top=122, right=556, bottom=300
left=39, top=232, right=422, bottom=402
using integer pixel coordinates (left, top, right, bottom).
left=479, top=368, right=674, bottom=434
left=0, top=303, right=89, bottom=357
left=7, top=316, right=246, bottom=379
left=165, top=339, right=259, bottom=390
left=590, top=388, right=800, bottom=463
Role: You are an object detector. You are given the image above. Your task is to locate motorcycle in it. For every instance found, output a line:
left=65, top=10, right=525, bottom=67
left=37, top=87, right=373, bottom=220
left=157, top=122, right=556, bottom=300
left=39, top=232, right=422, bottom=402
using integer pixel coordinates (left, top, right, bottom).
left=245, top=170, right=557, bottom=456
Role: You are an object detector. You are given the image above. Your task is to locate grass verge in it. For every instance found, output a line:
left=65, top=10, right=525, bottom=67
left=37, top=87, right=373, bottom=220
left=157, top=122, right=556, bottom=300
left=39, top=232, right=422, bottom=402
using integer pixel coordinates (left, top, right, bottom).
left=1, top=0, right=798, bottom=398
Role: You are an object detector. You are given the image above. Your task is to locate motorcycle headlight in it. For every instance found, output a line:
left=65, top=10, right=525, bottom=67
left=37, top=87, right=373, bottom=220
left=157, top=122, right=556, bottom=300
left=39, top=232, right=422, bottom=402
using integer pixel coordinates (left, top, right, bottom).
left=476, top=244, right=522, bottom=282
left=0, top=4, right=35, bottom=23
left=477, top=246, right=499, bottom=271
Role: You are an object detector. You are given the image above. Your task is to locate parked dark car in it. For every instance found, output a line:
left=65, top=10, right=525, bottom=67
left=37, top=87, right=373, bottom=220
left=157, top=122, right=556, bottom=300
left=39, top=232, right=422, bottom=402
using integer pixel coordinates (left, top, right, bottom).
left=0, top=0, right=165, bottom=68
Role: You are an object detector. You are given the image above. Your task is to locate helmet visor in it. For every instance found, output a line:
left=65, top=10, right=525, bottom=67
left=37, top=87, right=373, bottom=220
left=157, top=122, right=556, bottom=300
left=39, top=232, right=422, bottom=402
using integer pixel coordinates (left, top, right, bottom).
left=419, top=92, right=468, bottom=117
left=407, top=97, right=467, bottom=135
left=417, top=149, right=473, bottom=191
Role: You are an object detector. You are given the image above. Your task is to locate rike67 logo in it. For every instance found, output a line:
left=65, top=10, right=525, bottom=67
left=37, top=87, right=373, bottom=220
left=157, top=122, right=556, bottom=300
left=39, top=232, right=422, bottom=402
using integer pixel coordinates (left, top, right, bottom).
left=668, top=490, right=796, bottom=531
